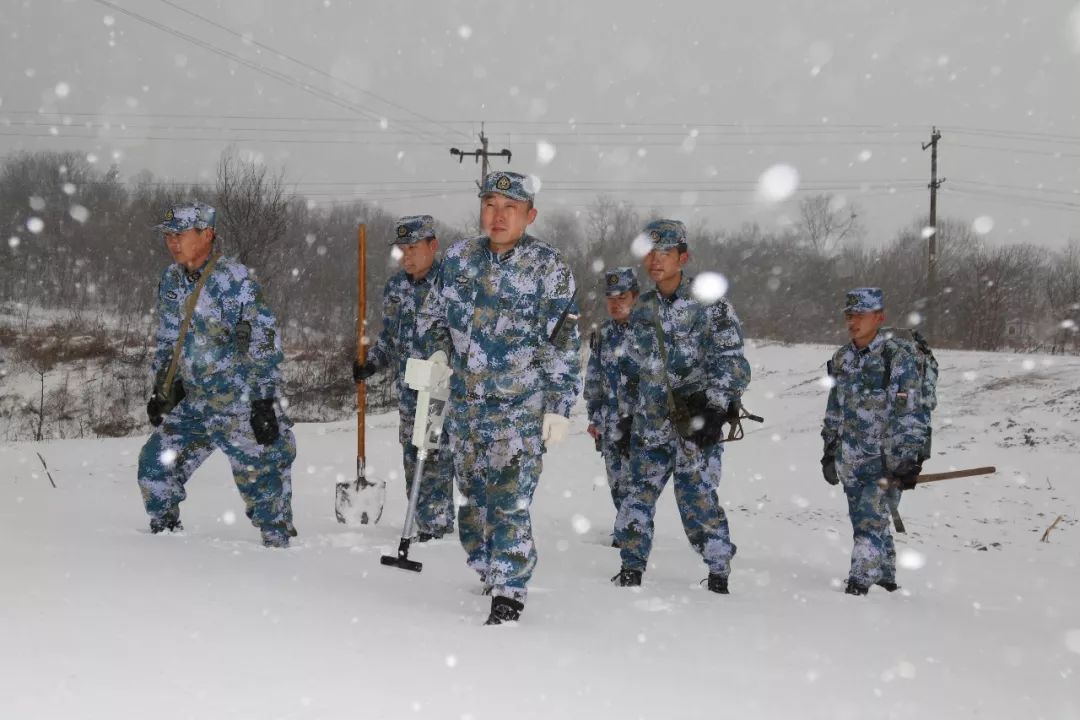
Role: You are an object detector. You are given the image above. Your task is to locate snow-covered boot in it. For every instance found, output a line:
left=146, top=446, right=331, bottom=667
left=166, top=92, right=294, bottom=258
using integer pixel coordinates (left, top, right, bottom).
left=261, top=526, right=290, bottom=548
left=705, top=573, right=729, bottom=594
left=484, top=596, right=524, bottom=625
left=845, top=579, right=869, bottom=596
left=149, top=511, right=182, bottom=534
left=611, top=568, right=643, bottom=587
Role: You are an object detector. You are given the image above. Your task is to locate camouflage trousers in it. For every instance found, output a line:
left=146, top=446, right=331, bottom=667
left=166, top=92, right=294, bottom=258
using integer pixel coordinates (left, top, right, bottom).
left=615, top=438, right=736, bottom=577
left=137, top=405, right=296, bottom=537
left=448, top=392, right=544, bottom=603
left=400, top=442, right=455, bottom=536
left=844, top=476, right=901, bottom=587
left=601, top=441, right=633, bottom=531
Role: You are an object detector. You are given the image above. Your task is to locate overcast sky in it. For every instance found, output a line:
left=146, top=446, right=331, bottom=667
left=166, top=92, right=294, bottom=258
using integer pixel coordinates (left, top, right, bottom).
left=2, top=0, right=1079, bottom=248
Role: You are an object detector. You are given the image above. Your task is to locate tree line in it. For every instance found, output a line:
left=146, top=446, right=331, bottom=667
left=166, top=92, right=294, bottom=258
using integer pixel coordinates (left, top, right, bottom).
left=2, top=148, right=1078, bottom=356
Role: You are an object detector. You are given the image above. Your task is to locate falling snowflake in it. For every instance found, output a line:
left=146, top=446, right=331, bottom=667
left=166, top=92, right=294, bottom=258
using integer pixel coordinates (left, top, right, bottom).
left=897, top=548, right=925, bottom=570
left=972, top=216, right=994, bottom=235
left=691, top=272, right=729, bottom=304
left=756, top=164, right=800, bottom=203
left=536, top=141, right=556, bottom=165
left=571, top=514, right=591, bottom=534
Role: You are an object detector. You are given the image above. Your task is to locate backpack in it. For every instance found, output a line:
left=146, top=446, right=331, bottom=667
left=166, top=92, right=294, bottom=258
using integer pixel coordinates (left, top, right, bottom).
left=882, top=327, right=938, bottom=461
left=880, top=327, right=938, bottom=413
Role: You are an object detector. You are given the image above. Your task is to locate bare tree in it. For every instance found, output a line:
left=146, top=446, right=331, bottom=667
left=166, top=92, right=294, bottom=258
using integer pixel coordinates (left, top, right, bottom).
left=797, top=193, right=864, bottom=254
left=214, top=147, right=290, bottom=284
left=585, top=195, right=640, bottom=264
left=1044, top=239, right=1080, bottom=353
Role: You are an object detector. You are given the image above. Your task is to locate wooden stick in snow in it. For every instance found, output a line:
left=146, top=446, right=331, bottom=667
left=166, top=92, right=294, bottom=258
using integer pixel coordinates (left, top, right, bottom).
left=1039, top=515, right=1063, bottom=543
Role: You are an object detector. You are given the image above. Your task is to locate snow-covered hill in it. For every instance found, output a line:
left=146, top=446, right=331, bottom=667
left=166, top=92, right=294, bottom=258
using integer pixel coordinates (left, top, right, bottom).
left=2, top=342, right=1077, bottom=720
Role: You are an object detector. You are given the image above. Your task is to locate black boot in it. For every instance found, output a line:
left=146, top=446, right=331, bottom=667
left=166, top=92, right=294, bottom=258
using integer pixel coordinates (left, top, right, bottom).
left=611, top=568, right=643, bottom=587
left=149, top=511, right=182, bottom=534
left=484, top=596, right=524, bottom=625
left=876, top=579, right=900, bottom=592
left=706, top=573, right=729, bottom=594
left=845, top=579, right=869, bottom=596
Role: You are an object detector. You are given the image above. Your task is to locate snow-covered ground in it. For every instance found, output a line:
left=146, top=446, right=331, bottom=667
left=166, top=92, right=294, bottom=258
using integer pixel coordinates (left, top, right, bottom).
left=2, top=342, right=1078, bottom=720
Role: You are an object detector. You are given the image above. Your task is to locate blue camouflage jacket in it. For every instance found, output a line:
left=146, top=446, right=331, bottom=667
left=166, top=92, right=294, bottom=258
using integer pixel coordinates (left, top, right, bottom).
left=417, top=233, right=582, bottom=417
left=151, top=253, right=284, bottom=415
left=366, top=262, right=440, bottom=440
left=584, top=319, right=631, bottom=441
left=821, top=331, right=930, bottom=484
left=618, top=274, right=751, bottom=447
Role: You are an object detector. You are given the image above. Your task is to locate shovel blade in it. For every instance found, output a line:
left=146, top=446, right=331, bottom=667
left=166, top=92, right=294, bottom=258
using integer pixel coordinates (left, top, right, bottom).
left=335, top=474, right=386, bottom=525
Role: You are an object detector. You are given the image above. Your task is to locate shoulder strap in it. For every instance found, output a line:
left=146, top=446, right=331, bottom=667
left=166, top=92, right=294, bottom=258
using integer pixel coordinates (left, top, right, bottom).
left=162, top=252, right=222, bottom=390
left=651, top=297, right=679, bottom=416
left=880, top=340, right=894, bottom=392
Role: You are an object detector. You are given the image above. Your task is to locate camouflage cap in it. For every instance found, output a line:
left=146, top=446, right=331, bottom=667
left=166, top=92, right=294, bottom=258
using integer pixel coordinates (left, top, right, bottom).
left=603, top=266, right=640, bottom=296
left=479, top=170, right=535, bottom=203
left=642, top=219, right=687, bottom=250
left=844, top=287, right=885, bottom=313
left=154, top=201, right=216, bottom=234
left=392, top=214, right=436, bottom=245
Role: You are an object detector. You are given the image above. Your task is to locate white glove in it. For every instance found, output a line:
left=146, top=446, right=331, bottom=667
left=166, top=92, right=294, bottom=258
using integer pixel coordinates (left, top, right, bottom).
left=542, top=414, right=570, bottom=445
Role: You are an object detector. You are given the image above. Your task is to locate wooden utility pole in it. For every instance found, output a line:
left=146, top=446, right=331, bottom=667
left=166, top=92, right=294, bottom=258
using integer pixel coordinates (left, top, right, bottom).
left=449, top=123, right=512, bottom=188
left=922, top=127, right=945, bottom=340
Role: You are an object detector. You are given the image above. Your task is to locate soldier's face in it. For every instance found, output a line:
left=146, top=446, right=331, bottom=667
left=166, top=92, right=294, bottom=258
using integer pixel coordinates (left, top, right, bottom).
left=845, top=310, right=885, bottom=347
left=605, top=291, right=636, bottom=321
left=480, top=194, right=537, bottom=249
left=397, top=238, right=438, bottom=279
left=643, top=248, right=688, bottom=286
left=164, top=228, right=213, bottom=270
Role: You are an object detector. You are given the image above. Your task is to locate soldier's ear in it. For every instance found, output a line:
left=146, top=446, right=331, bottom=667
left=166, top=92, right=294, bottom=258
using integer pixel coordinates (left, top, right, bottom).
left=526, top=206, right=538, bottom=225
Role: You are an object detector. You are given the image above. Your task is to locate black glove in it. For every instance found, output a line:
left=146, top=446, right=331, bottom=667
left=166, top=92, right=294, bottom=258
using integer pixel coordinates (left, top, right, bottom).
left=147, top=397, right=166, bottom=427
left=613, top=416, right=633, bottom=456
left=674, top=391, right=727, bottom=448
left=892, top=459, right=922, bottom=490
left=352, top=359, right=376, bottom=383
left=147, top=375, right=185, bottom=427
left=821, top=453, right=839, bottom=485
left=687, top=406, right=727, bottom=447
left=820, top=438, right=839, bottom=485
left=250, top=398, right=280, bottom=446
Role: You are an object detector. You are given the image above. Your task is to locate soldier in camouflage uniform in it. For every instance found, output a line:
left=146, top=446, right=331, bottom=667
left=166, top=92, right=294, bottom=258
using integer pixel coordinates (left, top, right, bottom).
left=418, top=171, right=581, bottom=625
left=137, top=202, right=296, bottom=548
left=352, top=215, right=454, bottom=541
left=821, top=288, right=929, bottom=595
left=612, top=220, right=751, bottom=593
left=584, top=267, right=640, bottom=544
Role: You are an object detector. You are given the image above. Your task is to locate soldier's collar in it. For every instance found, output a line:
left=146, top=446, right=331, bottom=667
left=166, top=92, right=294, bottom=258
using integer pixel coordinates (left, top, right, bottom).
left=657, top=273, right=691, bottom=303
left=484, top=233, right=533, bottom=263
left=181, top=252, right=217, bottom=283
left=853, top=331, right=887, bottom=354
left=408, top=259, right=440, bottom=285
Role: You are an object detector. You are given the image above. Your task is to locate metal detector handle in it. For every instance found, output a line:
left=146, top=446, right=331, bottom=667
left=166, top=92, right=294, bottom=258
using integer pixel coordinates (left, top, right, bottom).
left=404, top=351, right=453, bottom=452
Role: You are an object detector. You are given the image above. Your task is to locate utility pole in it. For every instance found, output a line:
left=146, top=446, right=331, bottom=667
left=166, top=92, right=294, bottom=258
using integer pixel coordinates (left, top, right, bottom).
left=449, top=123, right=512, bottom=189
left=922, top=126, right=945, bottom=340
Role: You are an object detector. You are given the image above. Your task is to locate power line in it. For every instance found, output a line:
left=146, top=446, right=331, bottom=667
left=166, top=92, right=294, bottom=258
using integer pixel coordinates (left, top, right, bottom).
left=152, top=0, right=468, bottom=143
left=944, top=186, right=1080, bottom=212
left=950, top=142, right=1080, bottom=159
left=84, top=0, right=454, bottom=146
left=10, top=107, right=1080, bottom=145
